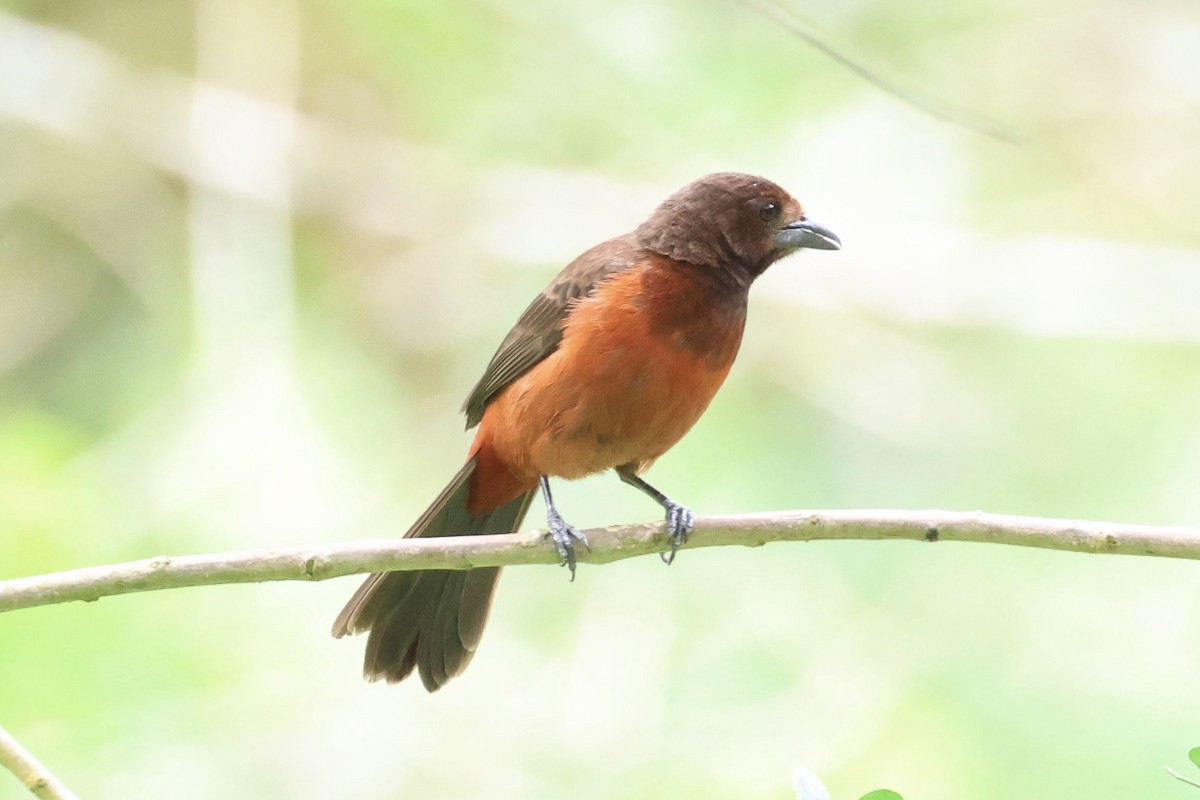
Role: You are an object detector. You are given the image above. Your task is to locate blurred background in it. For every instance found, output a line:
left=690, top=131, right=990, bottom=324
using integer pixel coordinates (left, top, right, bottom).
left=2, top=0, right=1200, bottom=797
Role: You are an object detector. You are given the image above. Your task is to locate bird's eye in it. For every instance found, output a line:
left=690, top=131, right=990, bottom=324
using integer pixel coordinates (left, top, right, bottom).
left=759, top=202, right=780, bottom=222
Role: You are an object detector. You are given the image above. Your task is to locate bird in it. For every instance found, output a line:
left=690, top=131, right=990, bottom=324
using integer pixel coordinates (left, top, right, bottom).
left=332, top=172, right=840, bottom=691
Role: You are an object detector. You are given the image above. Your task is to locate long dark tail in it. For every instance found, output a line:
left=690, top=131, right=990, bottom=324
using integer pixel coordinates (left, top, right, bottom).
left=331, top=458, right=535, bottom=690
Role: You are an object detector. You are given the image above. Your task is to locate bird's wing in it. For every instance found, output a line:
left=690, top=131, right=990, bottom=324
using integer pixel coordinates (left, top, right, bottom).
left=462, top=236, right=638, bottom=429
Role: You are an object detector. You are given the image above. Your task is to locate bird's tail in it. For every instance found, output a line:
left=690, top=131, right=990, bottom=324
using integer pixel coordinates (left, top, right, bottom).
left=331, top=457, right=535, bottom=690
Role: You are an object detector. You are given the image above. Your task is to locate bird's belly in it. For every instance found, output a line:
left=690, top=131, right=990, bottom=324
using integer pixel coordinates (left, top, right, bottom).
left=533, top=345, right=723, bottom=477
left=482, top=286, right=744, bottom=481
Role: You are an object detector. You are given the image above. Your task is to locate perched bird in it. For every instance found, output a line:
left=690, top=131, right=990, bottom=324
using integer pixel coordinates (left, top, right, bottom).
left=332, top=172, right=840, bottom=690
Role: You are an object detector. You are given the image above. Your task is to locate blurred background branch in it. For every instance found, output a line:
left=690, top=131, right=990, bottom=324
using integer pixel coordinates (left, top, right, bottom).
left=3, top=510, right=1199, bottom=614
left=744, top=0, right=1021, bottom=144
left=0, top=723, right=79, bottom=800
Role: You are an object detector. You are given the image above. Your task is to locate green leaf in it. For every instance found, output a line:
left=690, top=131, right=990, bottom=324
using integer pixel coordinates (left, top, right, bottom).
left=1189, top=747, right=1200, bottom=770
left=859, top=792, right=904, bottom=800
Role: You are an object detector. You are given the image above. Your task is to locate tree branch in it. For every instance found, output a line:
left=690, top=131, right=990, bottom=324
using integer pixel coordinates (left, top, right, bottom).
left=2, top=510, right=1199, bottom=614
left=0, top=724, right=80, bottom=800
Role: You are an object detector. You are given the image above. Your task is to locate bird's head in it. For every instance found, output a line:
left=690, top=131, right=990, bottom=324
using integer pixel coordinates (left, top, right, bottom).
left=635, top=172, right=840, bottom=282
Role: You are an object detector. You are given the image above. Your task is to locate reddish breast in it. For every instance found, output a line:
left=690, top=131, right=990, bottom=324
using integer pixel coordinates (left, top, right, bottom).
left=475, top=255, right=748, bottom=485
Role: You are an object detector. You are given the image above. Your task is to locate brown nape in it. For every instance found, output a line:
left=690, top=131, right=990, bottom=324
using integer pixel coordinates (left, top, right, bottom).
left=634, top=172, right=804, bottom=277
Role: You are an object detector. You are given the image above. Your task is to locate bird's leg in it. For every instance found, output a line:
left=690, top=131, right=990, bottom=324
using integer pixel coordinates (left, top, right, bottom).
left=539, top=476, right=589, bottom=581
left=616, top=468, right=694, bottom=565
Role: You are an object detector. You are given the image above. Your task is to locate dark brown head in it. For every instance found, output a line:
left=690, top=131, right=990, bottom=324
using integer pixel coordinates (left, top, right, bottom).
left=634, top=172, right=839, bottom=282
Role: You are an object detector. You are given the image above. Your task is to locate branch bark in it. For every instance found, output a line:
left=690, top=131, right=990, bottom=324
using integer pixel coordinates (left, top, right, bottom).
left=3, top=510, right=1199, bottom=614
left=0, top=724, right=80, bottom=800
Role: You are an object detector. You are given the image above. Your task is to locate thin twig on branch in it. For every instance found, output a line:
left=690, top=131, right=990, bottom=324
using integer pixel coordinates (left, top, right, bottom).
left=1165, top=765, right=1200, bottom=790
left=0, top=724, right=80, bottom=800
left=2, top=510, right=1199, bottom=615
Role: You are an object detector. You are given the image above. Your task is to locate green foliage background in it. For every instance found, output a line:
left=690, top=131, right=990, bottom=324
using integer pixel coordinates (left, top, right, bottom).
left=2, top=0, right=1199, bottom=797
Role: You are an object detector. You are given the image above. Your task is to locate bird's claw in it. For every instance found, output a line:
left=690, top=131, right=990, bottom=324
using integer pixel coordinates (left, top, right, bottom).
left=660, top=502, right=694, bottom=565
left=546, top=510, right=589, bottom=581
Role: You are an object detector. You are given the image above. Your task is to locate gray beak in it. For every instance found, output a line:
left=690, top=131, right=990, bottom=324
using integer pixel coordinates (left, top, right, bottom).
left=775, top=217, right=841, bottom=251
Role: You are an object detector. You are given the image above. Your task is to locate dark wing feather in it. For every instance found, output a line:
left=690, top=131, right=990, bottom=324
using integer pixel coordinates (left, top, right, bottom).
left=462, top=235, right=640, bottom=428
